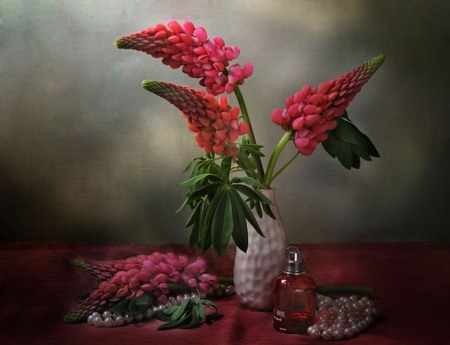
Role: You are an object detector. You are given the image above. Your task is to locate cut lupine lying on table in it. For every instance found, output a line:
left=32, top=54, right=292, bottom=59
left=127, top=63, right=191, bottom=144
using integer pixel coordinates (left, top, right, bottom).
left=64, top=252, right=217, bottom=323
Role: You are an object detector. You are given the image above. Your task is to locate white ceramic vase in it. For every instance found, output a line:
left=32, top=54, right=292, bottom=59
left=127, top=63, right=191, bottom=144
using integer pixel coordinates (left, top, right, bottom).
left=233, top=188, right=289, bottom=311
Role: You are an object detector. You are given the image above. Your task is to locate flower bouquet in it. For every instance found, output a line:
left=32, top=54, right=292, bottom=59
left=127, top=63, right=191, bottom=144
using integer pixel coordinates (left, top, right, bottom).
left=115, top=20, right=384, bottom=255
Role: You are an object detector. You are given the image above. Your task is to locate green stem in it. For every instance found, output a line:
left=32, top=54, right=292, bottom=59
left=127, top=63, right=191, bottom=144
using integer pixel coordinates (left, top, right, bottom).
left=270, top=151, right=300, bottom=183
left=264, top=130, right=294, bottom=187
left=218, top=277, right=234, bottom=286
left=233, top=85, right=265, bottom=183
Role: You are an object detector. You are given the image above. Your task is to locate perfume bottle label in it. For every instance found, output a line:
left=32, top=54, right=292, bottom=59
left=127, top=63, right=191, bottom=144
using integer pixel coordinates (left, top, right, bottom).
left=273, top=308, right=286, bottom=322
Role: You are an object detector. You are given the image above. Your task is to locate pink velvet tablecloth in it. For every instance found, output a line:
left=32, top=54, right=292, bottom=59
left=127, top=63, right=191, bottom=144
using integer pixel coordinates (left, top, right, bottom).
left=0, top=242, right=448, bottom=345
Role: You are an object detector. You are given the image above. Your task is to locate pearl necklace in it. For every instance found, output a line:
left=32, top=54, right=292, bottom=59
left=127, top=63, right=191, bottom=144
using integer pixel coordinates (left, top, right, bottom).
left=87, top=284, right=234, bottom=328
left=307, top=294, right=379, bottom=340
left=87, top=287, right=378, bottom=339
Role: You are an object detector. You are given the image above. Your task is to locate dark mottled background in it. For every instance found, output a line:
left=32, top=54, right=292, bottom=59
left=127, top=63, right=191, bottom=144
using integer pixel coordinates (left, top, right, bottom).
left=1, top=0, right=448, bottom=244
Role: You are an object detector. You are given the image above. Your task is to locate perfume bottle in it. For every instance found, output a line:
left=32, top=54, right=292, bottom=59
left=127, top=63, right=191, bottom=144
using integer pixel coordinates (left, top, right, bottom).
left=273, top=246, right=316, bottom=333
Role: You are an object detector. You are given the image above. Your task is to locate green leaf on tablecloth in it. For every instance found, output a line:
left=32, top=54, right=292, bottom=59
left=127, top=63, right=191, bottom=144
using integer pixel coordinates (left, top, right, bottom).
left=155, top=298, right=218, bottom=330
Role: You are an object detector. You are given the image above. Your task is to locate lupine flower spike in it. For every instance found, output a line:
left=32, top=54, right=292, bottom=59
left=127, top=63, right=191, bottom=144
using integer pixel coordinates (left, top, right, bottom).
left=142, top=80, right=249, bottom=157
left=64, top=252, right=218, bottom=323
left=271, top=55, right=385, bottom=166
left=115, top=20, right=253, bottom=95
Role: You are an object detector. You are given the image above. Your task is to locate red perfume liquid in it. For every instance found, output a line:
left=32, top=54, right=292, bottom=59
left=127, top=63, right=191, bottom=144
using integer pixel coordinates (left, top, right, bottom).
left=273, top=247, right=316, bottom=333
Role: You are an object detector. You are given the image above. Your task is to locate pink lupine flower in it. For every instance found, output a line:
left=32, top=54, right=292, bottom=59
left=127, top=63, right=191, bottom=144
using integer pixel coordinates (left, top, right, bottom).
left=271, top=55, right=385, bottom=155
left=198, top=273, right=219, bottom=295
left=186, top=277, right=198, bottom=287
left=142, top=80, right=249, bottom=157
left=115, top=20, right=253, bottom=95
left=65, top=252, right=218, bottom=323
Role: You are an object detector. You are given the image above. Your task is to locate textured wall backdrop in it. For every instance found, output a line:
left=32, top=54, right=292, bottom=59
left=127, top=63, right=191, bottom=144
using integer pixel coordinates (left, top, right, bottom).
left=1, top=0, right=449, bottom=244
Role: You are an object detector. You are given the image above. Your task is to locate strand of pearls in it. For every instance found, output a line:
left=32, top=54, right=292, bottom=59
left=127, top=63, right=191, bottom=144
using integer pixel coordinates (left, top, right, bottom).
left=307, top=294, right=379, bottom=340
left=86, top=284, right=234, bottom=328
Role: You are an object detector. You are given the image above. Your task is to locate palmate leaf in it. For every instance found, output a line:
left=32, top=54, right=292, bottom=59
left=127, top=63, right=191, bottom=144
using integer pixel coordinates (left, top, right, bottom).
left=179, top=151, right=272, bottom=253
left=322, top=115, right=380, bottom=169
left=179, top=173, right=220, bottom=188
left=230, top=189, right=265, bottom=238
left=108, top=293, right=152, bottom=317
left=155, top=298, right=218, bottom=330
left=231, top=183, right=276, bottom=219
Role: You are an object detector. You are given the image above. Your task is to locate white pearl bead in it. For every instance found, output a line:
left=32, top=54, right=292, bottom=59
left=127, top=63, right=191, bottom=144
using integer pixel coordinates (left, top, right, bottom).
left=93, top=316, right=103, bottom=327
left=332, top=328, right=344, bottom=340
left=114, top=315, right=124, bottom=326
left=225, top=286, right=234, bottom=296
left=351, top=323, right=361, bottom=334
left=152, top=304, right=165, bottom=313
left=307, top=326, right=321, bottom=339
left=104, top=316, right=114, bottom=327
left=321, top=329, right=333, bottom=340
left=365, top=315, right=374, bottom=324
left=124, top=314, right=134, bottom=323
left=317, top=322, right=328, bottom=331
left=87, top=314, right=95, bottom=325
left=102, top=311, right=112, bottom=319
left=134, top=313, right=144, bottom=322
left=144, top=308, right=154, bottom=319
left=343, top=327, right=354, bottom=338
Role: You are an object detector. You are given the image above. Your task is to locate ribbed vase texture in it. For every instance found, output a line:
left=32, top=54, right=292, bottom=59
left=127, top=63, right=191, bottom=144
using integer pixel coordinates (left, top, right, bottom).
left=233, top=189, right=289, bottom=311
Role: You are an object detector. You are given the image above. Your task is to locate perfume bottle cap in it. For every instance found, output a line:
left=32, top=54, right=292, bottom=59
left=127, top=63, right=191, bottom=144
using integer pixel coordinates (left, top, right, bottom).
left=284, top=246, right=306, bottom=274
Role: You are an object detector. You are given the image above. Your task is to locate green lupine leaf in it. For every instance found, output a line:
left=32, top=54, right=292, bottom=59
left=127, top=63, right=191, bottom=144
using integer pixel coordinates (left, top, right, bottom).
left=196, top=301, right=205, bottom=320
left=199, top=189, right=225, bottom=251
left=107, top=299, right=129, bottom=314
left=350, top=141, right=371, bottom=161
left=189, top=201, right=208, bottom=247
left=211, top=189, right=234, bottom=255
left=183, top=156, right=204, bottom=173
left=154, top=310, right=173, bottom=322
left=231, top=176, right=266, bottom=189
left=229, top=191, right=249, bottom=252
left=171, top=298, right=190, bottom=320
left=184, top=306, right=200, bottom=328
left=179, top=173, right=220, bottom=188
left=351, top=152, right=361, bottom=169
left=234, top=184, right=274, bottom=205
left=240, top=143, right=265, bottom=157
left=261, top=201, right=276, bottom=219
left=157, top=313, right=190, bottom=330
left=337, top=141, right=353, bottom=169
left=220, top=155, right=233, bottom=180
left=128, top=299, right=137, bottom=315
left=134, top=293, right=152, bottom=311
left=176, top=183, right=221, bottom=214
left=323, top=114, right=380, bottom=169
left=230, top=184, right=275, bottom=220
left=253, top=200, right=263, bottom=218
left=184, top=201, right=202, bottom=227
left=335, top=118, right=360, bottom=144
left=231, top=189, right=265, bottom=239
left=322, top=130, right=339, bottom=158
left=355, top=128, right=380, bottom=157
left=163, top=305, right=179, bottom=315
